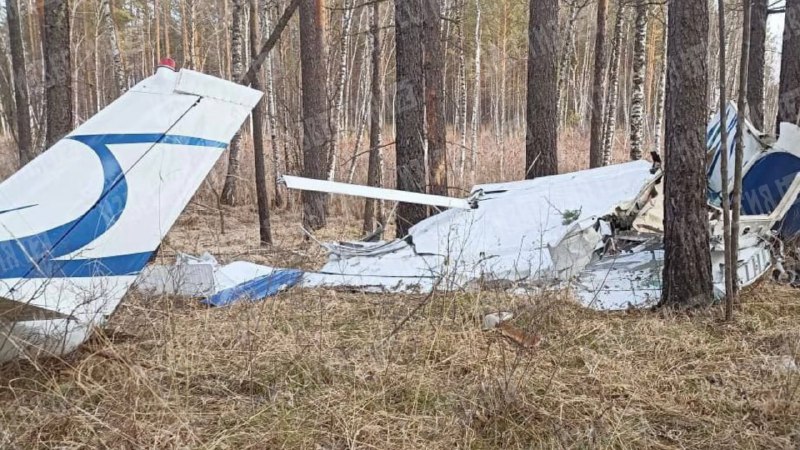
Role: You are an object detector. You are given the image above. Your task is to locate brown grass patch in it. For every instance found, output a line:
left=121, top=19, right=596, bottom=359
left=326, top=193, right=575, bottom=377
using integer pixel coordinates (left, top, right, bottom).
left=1, top=209, right=799, bottom=449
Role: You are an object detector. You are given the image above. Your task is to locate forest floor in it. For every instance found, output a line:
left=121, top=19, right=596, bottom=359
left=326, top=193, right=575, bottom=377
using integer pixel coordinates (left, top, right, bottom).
left=1, top=205, right=799, bottom=449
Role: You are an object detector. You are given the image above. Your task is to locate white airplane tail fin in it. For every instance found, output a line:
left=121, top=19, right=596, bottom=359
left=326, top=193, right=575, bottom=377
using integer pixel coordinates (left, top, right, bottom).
left=0, top=64, right=261, bottom=360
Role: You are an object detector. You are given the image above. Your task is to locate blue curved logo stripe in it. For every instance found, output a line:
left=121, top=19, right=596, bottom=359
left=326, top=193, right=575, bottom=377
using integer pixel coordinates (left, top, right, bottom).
left=0, top=133, right=227, bottom=279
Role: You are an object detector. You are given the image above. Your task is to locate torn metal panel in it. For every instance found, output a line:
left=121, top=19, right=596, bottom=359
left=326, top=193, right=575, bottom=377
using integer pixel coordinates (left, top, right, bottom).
left=298, top=161, right=655, bottom=294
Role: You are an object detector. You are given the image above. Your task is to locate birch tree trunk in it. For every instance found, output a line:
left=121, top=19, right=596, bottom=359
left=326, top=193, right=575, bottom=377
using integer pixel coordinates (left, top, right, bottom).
left=100, top=0, right=127, bottom=95
left=220, top=0, right=246, bottom=206
left=43, top=0, right=73, bottom=148
left=466, top=0, right=481, bottom=187
left=601, top=5, right=626, bottom=165
left=263, top=5, right=284, bottom=208
left=629, top=0, right=648, bottom=160
left=654, top=15, right=667, bottom=156
left=5, top=0, right=34, bottom=165
left=327, top=0, right=354, bottom=181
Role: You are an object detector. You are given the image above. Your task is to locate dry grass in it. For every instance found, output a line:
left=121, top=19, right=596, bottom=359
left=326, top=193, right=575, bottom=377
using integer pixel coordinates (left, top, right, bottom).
left=1, top=206, right=799, bottom=449
left=0, top=132, right=796, bottom=448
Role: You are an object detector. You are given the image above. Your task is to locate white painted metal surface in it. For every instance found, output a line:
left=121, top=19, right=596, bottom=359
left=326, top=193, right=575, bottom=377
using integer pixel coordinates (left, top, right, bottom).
left=0, top=67, right=261, bottom=362
left=280, top=175, right=474, bottom=210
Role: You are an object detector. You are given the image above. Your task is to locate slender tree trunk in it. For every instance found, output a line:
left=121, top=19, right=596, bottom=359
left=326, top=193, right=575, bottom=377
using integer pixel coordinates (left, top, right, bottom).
left=220, top=0, right=246, bottom=206
left=456, top=0, right=469, bottom=181
left=777, top=0, right=800, bottom=128
left=466, top=0, right=481, bottom=187
left=299, top=0, right=330, bottom=230
left=601, top=5, right=626, bottom=166
left=731, top=0, right=752, bottom=299
left=155, top=0, right=161, bottom=60
left=654, top=16, right=667, bottom=156
left=100, top=0, right=127, bottom=95
left=43, top=0, right=73, bottom=148
left=660, top=0, right=713, bottom=308
left=395, top=0, right=427, bottom=236
left=5, top=0, right=34, bottom=165
left=747, top=0, right=767, bottom=130
left=589, top=0, right=609, bottom=167
left=327, top=0, right=354, bottom=181
left=264, top=6, right=284, bottom=208
left=525, top=0, right=558, bottom=178
left=424, top=0, right=447, bottom=196
left=249, top=0, right=272, bottom=245
left=363, top=0, right=383, bottom=235
left=717, top=0, right=734, bottom=320
left=629, top=0, right=648, bottom=160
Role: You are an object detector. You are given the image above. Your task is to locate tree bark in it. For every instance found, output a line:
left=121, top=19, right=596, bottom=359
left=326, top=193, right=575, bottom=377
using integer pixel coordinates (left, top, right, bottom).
left=467, top=0, right=481, bottom=186
left=629, top=0, right=647, bottom=160
left=747, top=0, right=767, bottom=130
left=660, top=0, right=713, bottom=308
left=717, top=0, right=734, bottom=320
left=589, top=0, right=609, bottom=168
left=601, top=4, right=627, bottom=166
left=525, top=0, right=558, bottom=178
left=263, top=5, right=285, bottom=208
left=5, top=0, right=34, bottom=165
left=363, top=0, right=383, bottom=235
left=249, top=0, right=272, bottom=245
left=424, top=0, right=447, bottom=196
left=777, top=0, right=800, bottom=128
left=43, top=0, right=73, bottom=148
left=299, top=0, right=330, bottom=230
left=327, top=0, right=354, bottom=181
left=220, top=0, right=246, bottom=206
left=100, top=0, right=127, bottom=95
left=731, top=0, right=752, bottom=299
left=395, top=0, right=427, bottom=236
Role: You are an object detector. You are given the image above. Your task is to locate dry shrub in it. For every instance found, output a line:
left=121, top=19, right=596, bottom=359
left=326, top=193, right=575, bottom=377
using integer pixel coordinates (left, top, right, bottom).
left=1, top=210, right=799, bottom=449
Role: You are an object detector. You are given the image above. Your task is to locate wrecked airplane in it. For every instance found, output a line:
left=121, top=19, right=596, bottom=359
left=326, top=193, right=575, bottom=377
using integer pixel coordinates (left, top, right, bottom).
left=288, top=103, right=800, bottom=310
left=0, top=61, right=261, bottom=362
left=0, top=59, right=797, bottom=364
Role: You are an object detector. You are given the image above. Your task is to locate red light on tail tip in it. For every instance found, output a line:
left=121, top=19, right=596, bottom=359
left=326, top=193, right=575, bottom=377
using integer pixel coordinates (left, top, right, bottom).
left=158, top=57, right=177, bottom=71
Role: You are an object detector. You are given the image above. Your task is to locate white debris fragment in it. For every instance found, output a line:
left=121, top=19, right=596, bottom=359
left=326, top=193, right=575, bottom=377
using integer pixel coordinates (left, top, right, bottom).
left=482, top=312, right=514, bottom=331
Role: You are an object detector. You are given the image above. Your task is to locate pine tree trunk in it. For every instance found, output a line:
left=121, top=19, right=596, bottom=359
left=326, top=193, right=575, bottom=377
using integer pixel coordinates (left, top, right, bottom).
left=601, top=5, right=627, bottom=166
left=424, top=0, right=447, bottom=197
left=5, top=0, right=34, bottom=165
left=777, top=0, right=800, bottom=128
left=43, top=0, right=73, bottom=148
left=589, top=0, right=609, bottom=168
left=363, top=0, right=383, bottom=235
left=220, top=0, right=246, bottom=206
left=395, top=0, right=427, bottom=236
left=525, top=0, right=558, bottom=179
left=299, top=0, right=330, bottom=230
left=747, top=0, right=767, bottom=130
left=249, top=0, right=272, bottom=245
left=100, top=0, right=127, bottom=95
left=629, top=0, right=648, bottom=160
left=660, top=0, right=713, bottom=308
